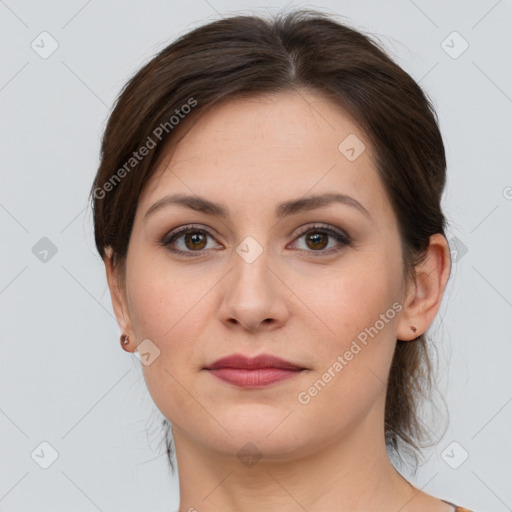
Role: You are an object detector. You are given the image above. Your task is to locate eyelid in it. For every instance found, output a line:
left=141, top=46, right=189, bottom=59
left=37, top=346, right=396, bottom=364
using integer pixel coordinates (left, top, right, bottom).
left=291, top=222, right=350, bottom=242
left=160, top=223, right=219, bottom=245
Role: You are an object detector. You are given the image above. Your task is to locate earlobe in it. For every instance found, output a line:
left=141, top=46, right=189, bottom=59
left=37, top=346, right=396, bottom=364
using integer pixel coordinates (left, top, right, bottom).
left=396, top=233, right=451, bottom=341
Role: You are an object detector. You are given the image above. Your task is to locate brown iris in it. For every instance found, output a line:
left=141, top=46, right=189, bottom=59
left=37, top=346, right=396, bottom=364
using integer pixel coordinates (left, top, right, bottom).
left=184, top=232, right=208, bottom=250
left=305, top=232, right=328, bottom=250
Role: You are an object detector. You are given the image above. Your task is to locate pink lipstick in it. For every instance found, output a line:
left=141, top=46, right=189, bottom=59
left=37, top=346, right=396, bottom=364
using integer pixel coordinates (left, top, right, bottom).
left=204, top=353, right=305, bottom=388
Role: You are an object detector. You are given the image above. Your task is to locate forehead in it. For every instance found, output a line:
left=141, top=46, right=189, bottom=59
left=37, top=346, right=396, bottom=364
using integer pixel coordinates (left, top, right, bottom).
left=138, top=89, right=386, bottom=218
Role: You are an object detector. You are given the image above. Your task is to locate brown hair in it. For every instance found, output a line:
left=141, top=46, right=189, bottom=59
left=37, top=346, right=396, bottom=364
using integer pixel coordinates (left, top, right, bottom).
left=90, top=9, right=450, bottom=474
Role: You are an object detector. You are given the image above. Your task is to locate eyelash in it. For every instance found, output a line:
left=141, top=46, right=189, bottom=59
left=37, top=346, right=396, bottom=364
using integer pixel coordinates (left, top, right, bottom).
left=160, top=223, right=352, bottom=259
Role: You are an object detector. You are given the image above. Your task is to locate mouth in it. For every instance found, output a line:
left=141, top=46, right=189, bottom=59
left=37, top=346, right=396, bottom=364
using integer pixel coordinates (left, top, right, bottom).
left=204, top=353, right=306, bottom=388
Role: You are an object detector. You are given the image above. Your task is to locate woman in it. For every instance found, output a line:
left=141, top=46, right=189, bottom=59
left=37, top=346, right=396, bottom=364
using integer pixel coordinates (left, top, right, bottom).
left=90, top=9, right=474, bottom=512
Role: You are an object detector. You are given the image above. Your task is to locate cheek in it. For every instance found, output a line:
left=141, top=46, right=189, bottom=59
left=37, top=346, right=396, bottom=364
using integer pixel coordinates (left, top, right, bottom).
left=125, top=264, right=214, bottom=424
left=121, top=228, right=225, bottom=424
left=294, top=275, right=400, bottom=435
left=294, top=255, right=400, bottom=346
left=126, top=252, right=207, bottom=340
left=292, top=251, right=402, bottom=402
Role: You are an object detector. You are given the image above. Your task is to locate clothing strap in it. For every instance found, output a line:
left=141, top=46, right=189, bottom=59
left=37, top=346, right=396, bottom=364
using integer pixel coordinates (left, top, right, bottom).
left=441, top=498, right=473, bottom=512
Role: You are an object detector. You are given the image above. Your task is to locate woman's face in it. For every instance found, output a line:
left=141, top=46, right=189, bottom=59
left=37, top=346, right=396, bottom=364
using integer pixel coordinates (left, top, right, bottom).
left=114, top=89, right=414, bottom=461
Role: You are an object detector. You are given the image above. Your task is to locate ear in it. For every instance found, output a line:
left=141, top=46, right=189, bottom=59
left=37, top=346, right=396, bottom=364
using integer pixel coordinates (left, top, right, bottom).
left=103, top=246, right=135, bottom=351
left=397, top=233, right=451, bottom=341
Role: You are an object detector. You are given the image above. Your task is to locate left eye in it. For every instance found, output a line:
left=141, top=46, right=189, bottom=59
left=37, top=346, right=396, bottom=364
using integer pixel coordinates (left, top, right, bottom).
left=290, top=226, right=351, bottom=254
left=161, top=224, right=351, bottom=257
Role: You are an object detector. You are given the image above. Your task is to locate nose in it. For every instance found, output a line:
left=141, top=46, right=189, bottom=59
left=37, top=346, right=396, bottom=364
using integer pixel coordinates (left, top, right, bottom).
left=217, top=248, right=289, bottom=333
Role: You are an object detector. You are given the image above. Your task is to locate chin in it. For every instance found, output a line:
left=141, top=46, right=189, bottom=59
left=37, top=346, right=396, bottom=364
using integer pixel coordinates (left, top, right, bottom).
left=211, top=407, right=318, bottom=458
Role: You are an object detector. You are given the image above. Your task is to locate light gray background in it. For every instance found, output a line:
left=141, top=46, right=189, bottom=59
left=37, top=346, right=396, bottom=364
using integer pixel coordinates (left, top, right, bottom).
left=1, top=1, right=511, bottom=511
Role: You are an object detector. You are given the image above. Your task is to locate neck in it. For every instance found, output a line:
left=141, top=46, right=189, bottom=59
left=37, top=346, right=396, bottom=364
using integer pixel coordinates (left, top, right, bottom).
left=172, top=400, right=418, bottom=512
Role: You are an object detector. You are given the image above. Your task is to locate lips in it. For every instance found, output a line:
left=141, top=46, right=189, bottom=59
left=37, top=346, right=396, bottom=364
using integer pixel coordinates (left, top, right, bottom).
left=205, top=353, right=304, bottom=371
left=204, top=353, right=306, bottom=388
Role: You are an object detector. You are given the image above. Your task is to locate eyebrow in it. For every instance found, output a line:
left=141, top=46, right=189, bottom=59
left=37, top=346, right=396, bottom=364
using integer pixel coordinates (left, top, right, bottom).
left=144, top=192, right=372, bottom=221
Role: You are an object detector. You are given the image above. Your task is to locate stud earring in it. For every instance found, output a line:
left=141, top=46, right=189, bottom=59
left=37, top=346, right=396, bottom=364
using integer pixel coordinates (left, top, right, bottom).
left=120, top=333, right=130, bottom=350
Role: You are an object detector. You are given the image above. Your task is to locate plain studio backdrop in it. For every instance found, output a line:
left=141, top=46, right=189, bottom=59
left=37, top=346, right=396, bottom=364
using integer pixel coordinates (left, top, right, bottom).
left=1, top=1, right=511, bottom=511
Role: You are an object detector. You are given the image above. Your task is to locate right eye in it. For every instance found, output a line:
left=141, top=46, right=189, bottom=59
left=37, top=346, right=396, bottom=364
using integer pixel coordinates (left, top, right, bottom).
left=161, top=224, right=221, bottom=257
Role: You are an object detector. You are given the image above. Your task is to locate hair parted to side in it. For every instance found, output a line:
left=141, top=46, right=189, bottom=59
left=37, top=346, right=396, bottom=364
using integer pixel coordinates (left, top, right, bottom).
left=90, top=9, right=450, bottom=475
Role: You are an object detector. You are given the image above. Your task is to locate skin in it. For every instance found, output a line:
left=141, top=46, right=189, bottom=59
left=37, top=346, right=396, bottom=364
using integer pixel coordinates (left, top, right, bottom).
left=104, top=89, right=452, bottom=511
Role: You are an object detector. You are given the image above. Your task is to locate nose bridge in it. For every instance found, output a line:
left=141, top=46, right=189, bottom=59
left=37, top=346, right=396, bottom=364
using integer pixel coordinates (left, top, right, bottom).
left=218, top=233, right=287, bottom=330
left=231, top=234, right=272, bottom=300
